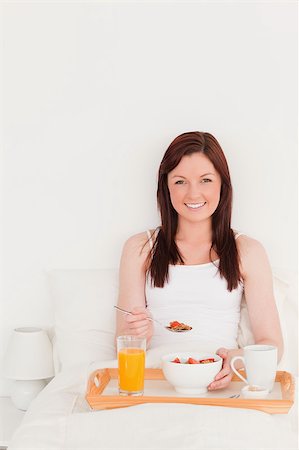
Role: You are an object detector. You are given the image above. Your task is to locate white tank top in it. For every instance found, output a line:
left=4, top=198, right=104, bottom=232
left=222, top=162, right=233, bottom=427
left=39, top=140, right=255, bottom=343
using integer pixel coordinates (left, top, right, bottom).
left=145, top=229, right=244, bottom=350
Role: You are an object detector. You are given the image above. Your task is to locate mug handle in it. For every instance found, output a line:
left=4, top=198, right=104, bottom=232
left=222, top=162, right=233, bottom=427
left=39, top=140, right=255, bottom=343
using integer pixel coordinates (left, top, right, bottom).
left=230, top=356, right=248, bottom=384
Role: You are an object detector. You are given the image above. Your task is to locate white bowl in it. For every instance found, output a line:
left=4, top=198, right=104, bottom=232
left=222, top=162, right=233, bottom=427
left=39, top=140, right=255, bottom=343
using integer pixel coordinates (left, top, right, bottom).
left=241, top=385, right=269, bottom=399
left=161, top=352, right=222, bottom=395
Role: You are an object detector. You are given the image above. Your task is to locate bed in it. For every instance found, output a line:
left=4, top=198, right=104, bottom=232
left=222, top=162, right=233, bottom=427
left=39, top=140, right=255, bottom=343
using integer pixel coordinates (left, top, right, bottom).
left=8, top=267, right=298, bottom=449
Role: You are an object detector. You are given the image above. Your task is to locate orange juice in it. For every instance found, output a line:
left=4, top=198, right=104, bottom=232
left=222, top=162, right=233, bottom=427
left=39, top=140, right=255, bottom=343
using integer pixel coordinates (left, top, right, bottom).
left=118, top=348, right=145, bottom=393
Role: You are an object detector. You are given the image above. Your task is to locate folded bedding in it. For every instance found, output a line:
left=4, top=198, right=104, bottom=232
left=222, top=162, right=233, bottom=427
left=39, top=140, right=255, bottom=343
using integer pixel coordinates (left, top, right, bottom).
left=8, top=354, right=298, bottom=450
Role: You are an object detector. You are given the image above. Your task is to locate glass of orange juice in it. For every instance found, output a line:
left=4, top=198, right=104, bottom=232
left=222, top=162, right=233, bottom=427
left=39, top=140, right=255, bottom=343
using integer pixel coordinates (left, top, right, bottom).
left=117, top=335, right=146, bottom=396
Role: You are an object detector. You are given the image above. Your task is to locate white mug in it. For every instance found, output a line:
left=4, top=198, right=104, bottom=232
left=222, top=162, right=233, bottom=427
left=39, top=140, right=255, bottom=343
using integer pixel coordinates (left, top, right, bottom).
left=230, top=345, right=278, bottom=392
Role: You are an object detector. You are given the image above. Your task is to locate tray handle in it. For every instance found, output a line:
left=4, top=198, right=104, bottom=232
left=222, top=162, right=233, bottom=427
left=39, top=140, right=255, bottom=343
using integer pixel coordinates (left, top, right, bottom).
left=87, top=369, right=111, bottom=396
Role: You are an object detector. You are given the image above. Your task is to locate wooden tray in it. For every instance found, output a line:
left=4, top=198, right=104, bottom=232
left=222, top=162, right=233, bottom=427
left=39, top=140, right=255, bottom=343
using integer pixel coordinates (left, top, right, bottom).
left=85, top=368, right=294, bottom=414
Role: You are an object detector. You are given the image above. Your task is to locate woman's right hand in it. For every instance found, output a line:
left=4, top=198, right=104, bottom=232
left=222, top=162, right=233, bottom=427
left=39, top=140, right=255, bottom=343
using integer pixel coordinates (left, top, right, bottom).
left=123, top=306, right=153, bottom=341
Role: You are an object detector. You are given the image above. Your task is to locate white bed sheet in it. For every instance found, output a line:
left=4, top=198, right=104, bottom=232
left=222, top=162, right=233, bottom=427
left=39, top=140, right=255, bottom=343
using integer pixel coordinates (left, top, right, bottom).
left=8, top=355, right=298, bottom=450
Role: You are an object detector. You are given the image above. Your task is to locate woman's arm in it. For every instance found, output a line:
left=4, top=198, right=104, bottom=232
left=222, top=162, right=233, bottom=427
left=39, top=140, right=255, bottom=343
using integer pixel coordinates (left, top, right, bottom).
left=115, top=232, right=153, bottom=347
left=208, top=236, right=283, bottom=391
left=238, top=235, right=284, bottom=360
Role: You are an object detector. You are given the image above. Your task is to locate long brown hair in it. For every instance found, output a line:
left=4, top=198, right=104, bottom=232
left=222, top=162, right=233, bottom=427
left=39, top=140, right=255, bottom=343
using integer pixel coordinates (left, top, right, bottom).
left=147, top=131, right=241, bottom=291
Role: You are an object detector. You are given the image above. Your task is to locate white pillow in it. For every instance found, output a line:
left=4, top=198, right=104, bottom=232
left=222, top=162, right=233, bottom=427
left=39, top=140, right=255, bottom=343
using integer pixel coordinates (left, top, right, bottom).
left=48, top=268, right=295, bottom=374
left=48, top=269, right=118, bottom=372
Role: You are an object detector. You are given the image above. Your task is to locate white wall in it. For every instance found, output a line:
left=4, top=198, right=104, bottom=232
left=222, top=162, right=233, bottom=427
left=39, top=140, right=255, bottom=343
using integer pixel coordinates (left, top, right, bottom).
left=1, top=1, right=297, bottom=395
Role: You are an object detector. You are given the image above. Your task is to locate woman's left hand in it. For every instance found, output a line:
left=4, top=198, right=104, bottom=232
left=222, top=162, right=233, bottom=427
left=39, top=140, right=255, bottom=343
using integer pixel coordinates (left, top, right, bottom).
left=207, top=347, right=233, bottom=391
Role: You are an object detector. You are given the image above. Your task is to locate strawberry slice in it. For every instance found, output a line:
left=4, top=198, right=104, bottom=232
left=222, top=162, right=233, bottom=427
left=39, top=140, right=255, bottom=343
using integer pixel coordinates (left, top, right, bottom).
left=170, top=321, right=181, bottom=328
left=199, top=358, right=215, bottom=364
left=187, top=357, right=200, bottom=364
left=171, top=357, right=181, bottom=363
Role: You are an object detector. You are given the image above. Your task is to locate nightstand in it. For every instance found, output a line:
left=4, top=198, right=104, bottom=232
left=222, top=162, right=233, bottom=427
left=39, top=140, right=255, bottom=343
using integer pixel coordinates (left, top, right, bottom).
left=0, top=397, right=25, bottom=449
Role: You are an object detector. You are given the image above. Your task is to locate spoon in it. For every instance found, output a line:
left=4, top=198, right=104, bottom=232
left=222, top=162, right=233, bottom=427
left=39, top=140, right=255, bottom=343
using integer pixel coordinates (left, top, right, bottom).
left=114, top=306, right=191, bottom=333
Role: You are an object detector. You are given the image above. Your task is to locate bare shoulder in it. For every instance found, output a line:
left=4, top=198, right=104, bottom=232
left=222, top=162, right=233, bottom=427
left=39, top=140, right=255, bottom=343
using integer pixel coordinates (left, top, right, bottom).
left=235, top=234, right=270, bottom=278
left=122, top=231, right=152, bottom=259
left=236, top=234, right=266, bottom=257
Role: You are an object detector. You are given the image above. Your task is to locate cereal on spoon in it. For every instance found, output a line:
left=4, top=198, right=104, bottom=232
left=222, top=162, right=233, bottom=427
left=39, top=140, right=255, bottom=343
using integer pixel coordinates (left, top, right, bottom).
left=166, top=321, right=192, bottom=331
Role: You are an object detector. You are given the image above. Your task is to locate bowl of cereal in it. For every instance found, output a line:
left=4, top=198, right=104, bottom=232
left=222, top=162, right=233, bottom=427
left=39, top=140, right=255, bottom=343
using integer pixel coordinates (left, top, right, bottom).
left=161, top=352, right=222, bottom=395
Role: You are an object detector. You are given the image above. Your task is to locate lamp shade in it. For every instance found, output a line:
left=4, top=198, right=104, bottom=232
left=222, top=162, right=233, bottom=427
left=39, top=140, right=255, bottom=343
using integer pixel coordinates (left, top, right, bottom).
left=3, top=327, right=54, bottom=380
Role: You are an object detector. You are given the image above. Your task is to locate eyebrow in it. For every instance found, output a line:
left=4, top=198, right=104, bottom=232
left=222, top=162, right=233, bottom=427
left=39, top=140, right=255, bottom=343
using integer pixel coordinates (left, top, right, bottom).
left=171, top=172, right=215, bottom=179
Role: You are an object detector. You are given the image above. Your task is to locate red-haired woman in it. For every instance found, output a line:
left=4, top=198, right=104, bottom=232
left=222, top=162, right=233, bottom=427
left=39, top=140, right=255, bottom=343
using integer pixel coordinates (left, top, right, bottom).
left=115, top=131, right=283, bottom=391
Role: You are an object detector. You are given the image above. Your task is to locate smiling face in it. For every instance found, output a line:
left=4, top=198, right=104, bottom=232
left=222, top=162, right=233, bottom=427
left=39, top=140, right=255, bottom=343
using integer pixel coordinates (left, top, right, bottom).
left=167, top=152, right=222, bottom=226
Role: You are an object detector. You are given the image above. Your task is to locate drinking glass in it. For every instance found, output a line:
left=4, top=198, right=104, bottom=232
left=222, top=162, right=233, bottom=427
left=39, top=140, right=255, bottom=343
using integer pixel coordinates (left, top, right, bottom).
left=117, top=335, right=146, bottom=396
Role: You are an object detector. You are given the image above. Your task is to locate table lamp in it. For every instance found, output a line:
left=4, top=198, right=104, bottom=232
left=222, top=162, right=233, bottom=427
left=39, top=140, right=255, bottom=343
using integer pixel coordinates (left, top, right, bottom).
left=3, top=327, right=55, bottom=410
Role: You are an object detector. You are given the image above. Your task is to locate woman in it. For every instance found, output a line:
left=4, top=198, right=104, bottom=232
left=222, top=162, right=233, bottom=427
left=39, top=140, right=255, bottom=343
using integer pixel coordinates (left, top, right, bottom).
left=115, top=131, right=283, bottom=390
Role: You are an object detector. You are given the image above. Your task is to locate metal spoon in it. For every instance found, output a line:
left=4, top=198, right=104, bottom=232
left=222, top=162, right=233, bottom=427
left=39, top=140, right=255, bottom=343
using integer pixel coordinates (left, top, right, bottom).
left=114, top=306, right=191, bottom=333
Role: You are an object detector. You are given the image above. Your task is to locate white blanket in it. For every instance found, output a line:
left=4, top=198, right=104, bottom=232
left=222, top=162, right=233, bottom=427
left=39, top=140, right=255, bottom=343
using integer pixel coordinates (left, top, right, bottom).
left=8, top=354, right=298, bottom=450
